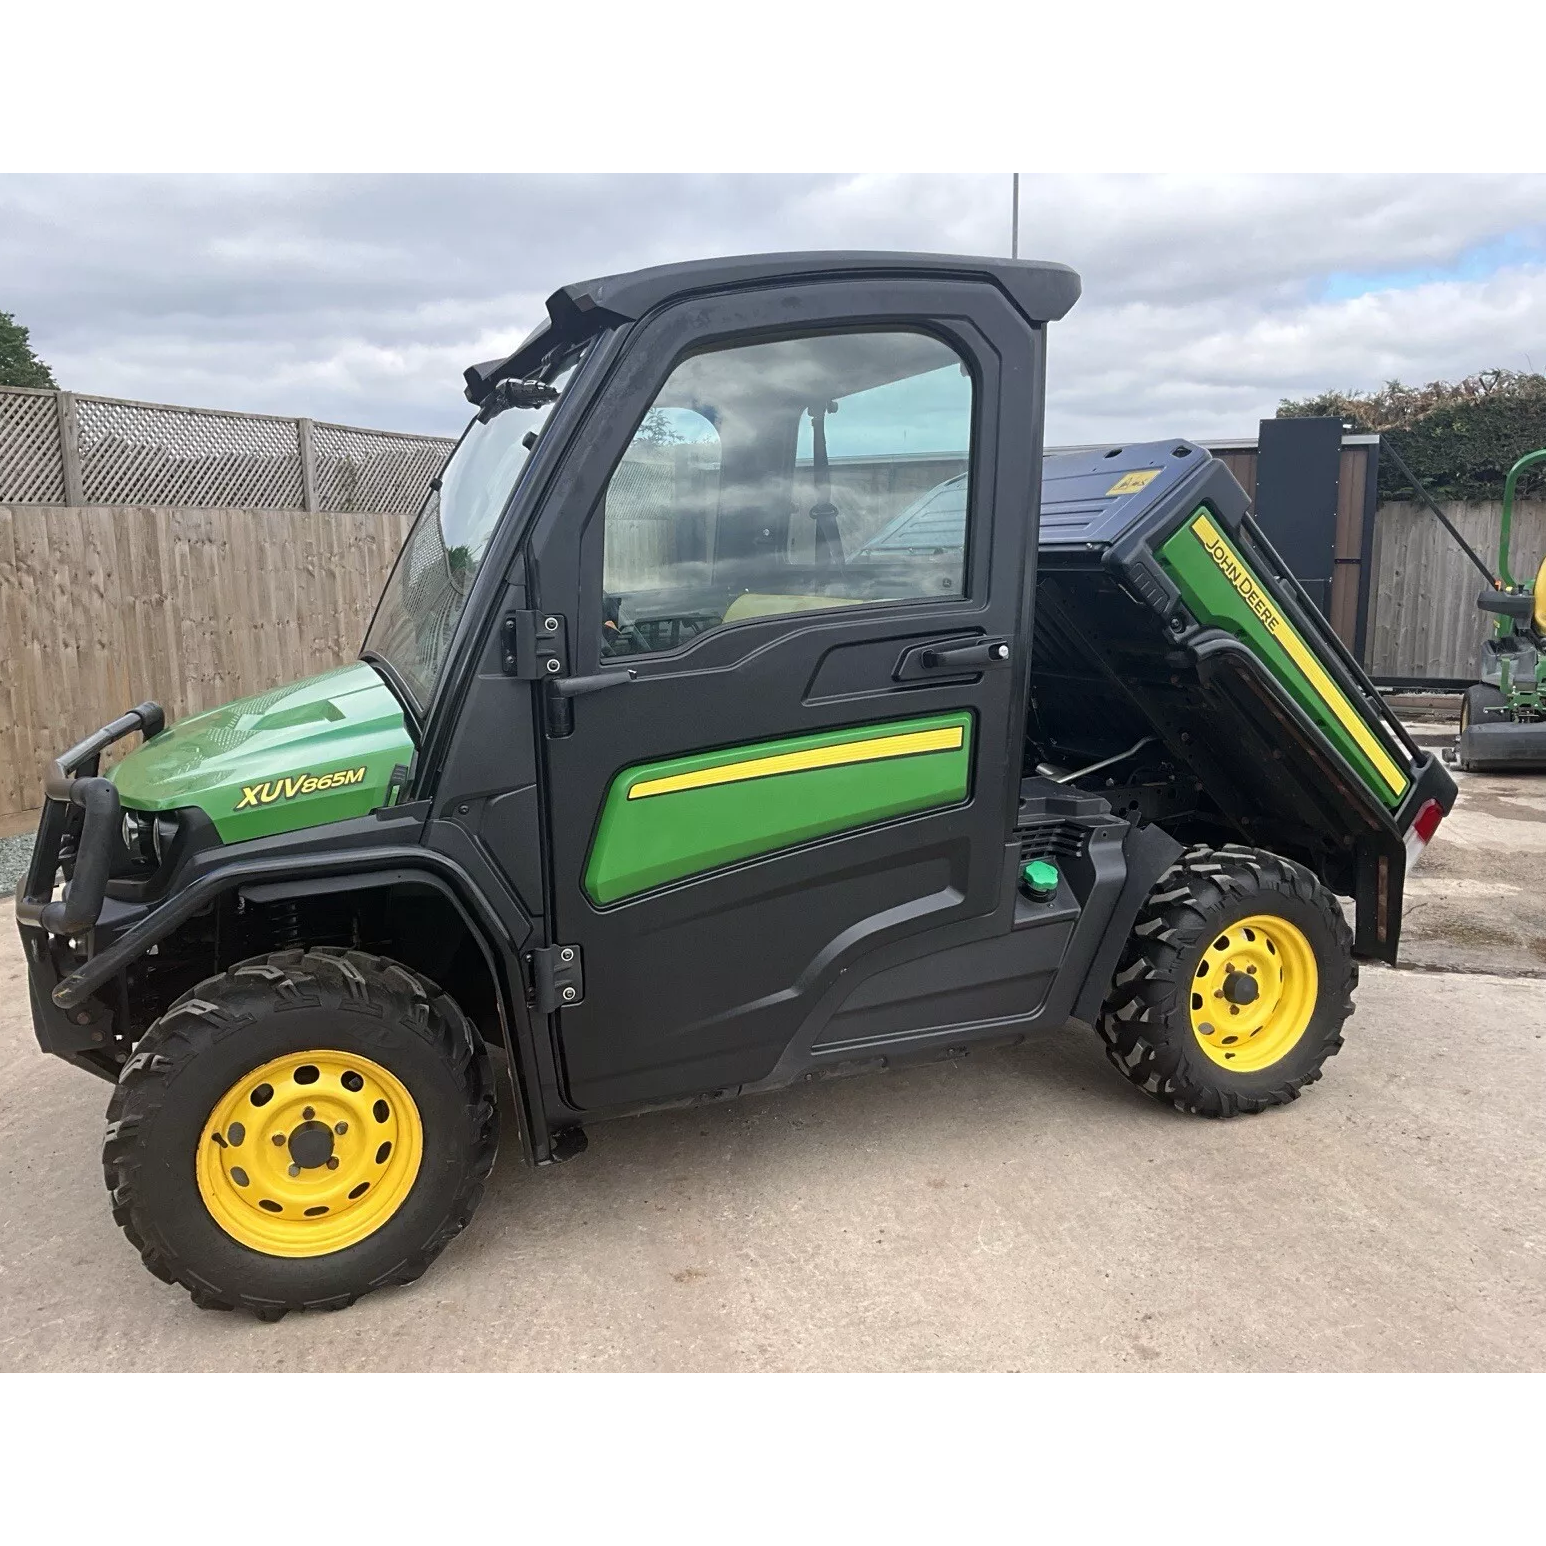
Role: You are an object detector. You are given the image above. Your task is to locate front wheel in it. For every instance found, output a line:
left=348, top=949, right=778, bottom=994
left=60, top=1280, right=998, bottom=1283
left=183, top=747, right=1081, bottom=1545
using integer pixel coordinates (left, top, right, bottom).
left=1459, top=682, right=1506, bottom=734
left=103, top=948, right=498, bottom=1318
left=1457, top=683, right=1507, bottom=768
left=1096, top=845, right=1356, bottom=1118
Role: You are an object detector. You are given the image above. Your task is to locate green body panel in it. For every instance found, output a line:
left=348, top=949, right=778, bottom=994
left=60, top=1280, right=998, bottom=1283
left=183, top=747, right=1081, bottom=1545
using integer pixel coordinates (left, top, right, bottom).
left=584, top=711, right=975, bottom=905
left=1158, top=510, right=1407, bottom=808
left=110, top=662, right=414, bottom=842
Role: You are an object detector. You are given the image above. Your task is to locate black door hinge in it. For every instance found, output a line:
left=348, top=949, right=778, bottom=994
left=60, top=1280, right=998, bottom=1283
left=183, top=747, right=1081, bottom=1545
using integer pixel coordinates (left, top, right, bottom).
left=501, top=611, right=569, bottom=680
left=529, top=943, right=584, bottom=1013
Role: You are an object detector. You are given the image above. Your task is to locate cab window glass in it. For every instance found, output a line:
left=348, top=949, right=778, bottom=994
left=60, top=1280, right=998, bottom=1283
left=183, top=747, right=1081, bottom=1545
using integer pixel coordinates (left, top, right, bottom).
left=598, top=330, right=971, bottom=658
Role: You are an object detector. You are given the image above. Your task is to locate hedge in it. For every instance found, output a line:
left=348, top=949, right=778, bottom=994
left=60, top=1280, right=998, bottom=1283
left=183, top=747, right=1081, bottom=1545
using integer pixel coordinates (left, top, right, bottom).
left=1278, top=370, right=1546, bottom=502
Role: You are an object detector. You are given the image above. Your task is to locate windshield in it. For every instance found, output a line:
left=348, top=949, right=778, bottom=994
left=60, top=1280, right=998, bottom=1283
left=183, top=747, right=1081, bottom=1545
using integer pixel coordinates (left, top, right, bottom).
left=364, top=363, right=576, bottom=709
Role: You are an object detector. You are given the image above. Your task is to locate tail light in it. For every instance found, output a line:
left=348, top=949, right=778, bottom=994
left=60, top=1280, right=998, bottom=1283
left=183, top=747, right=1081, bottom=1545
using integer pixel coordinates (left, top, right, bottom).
left=1404, top=798, right=1444, bottom=870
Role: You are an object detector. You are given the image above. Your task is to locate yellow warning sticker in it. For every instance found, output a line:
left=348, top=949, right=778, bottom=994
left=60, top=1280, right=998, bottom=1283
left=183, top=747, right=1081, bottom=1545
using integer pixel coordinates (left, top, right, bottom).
left=1106, top=469, right=1161, bottom=497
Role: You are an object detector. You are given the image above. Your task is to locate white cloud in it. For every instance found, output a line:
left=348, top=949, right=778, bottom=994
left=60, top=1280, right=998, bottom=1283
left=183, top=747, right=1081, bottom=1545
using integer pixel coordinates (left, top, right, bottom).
left=4, top=173, right=1544, bottom=443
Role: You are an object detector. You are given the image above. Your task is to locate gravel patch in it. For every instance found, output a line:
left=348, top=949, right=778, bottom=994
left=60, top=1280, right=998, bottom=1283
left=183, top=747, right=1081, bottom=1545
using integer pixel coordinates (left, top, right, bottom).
left=0, top=830, right=36, bottom=894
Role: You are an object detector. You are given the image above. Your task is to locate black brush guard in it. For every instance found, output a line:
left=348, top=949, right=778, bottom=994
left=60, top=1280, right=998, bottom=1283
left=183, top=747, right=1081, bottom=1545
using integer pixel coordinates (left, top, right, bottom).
left=14, top=703, right=164, bottom=936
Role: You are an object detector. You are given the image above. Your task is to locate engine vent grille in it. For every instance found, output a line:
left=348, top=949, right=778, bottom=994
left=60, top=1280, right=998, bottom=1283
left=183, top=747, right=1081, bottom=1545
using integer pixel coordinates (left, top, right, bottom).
left=1017, top=820, right=1089, bottom=865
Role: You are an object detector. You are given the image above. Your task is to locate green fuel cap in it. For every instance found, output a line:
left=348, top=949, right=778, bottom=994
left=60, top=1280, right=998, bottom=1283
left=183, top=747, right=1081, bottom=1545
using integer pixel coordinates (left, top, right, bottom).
left=1022, top=859, right=1059, bottom=900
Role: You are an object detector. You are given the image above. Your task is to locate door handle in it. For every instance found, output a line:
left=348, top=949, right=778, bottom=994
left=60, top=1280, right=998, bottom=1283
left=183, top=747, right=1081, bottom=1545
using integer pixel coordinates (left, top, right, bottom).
left=549, top=668, right=638, bottom=698
left=919, top=639, right=1011, bottom=670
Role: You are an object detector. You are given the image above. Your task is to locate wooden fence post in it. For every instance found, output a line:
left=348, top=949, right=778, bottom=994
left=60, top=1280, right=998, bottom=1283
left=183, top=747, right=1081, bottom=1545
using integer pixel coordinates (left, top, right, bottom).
left=56, top=391, right=84, bottom=506
left=298, top=417, right=319, bottom=512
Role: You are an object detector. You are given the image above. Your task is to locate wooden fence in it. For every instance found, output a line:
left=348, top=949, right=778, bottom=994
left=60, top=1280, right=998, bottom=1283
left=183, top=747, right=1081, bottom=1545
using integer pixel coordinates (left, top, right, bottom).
left=0, top=504, right=409, bottom=824
left=1365, top=498, right=1546, bottom=681
left=3, top=486, right=1541, bottom=826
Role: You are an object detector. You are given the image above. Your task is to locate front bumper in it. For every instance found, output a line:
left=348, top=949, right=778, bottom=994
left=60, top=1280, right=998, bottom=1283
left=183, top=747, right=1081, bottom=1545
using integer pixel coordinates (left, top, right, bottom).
left=15, top=703, right=164, bottom=1078
left=16, top=924, right=121, bottom=1077
left=14, top=702, right=163, bottom=935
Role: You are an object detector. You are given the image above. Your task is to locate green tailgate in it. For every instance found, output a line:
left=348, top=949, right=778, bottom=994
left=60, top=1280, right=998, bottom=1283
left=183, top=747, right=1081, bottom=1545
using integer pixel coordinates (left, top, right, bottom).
left=1158, top=508, right=1409, bottom=807
left=110, top=662, right=414, bottom=842
left=584, top=711, right=975, bottom=905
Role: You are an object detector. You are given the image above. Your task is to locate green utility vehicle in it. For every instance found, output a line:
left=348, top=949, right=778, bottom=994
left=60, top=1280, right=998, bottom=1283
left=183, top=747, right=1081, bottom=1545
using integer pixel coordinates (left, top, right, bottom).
left=17, top=252, right=1456, bottom=1317
left=1452, top=448, right=1546, bottom=770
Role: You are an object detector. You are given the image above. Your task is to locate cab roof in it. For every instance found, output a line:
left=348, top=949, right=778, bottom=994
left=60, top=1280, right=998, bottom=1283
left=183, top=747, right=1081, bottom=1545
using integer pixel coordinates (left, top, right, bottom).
left=464, top=250, right=1082, bottom=403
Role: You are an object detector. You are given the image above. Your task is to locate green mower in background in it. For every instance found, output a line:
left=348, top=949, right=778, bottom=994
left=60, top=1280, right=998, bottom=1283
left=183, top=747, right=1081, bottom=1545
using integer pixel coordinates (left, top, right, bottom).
left=1451, top=449, right=1546, bottom=771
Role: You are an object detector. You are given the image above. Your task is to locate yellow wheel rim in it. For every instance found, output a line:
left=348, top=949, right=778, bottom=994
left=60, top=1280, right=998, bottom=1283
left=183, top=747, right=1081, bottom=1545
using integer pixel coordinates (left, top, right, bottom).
left=1188, top=913, right=1318, bottom=1072
left=196, top=1050, right=423, bottom=1258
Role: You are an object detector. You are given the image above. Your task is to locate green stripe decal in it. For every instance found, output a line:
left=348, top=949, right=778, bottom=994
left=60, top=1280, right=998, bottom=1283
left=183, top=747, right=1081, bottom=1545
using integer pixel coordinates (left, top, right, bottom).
left=583, top=711, right=974, bottom=904
left=1158, top=509, right=1408, bottom=806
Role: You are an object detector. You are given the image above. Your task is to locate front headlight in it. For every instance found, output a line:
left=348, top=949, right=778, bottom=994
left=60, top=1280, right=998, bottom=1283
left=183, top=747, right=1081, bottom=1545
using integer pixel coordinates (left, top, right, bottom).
left=120, top=809, right=177, bottom=870
left=122, top=809, right=156, bottom=866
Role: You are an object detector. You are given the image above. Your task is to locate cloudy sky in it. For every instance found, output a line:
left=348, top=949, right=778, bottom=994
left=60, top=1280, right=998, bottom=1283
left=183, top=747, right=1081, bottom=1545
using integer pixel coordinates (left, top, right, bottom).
left=4, top=173, right=1545, bottom=446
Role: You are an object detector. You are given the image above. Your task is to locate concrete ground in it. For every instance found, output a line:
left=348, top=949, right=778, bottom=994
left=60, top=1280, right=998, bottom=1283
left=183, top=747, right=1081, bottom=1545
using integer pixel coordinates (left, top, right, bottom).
left=1400, top=723, right=1546, bottom=977
left=2, top=742, right=1542, bottom=1372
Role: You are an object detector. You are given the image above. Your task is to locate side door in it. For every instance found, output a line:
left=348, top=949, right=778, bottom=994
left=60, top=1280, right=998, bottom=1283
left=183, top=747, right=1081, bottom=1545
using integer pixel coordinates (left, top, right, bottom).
left=526, top=278, right=1048, bottom=1111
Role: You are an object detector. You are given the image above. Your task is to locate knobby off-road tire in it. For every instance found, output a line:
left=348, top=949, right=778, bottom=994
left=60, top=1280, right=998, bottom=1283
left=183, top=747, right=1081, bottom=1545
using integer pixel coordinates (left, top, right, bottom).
left=1097, top=845, right=1356, bottom=1118
left=103, top=948, right=498, bottom=1319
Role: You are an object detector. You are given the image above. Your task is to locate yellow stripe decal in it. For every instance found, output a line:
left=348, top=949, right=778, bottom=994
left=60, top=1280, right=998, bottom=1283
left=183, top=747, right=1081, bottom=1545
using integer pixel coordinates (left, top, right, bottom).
left=1190, top=513, right=1407, bottom=798
left=626, top=725, right=966, bottom=801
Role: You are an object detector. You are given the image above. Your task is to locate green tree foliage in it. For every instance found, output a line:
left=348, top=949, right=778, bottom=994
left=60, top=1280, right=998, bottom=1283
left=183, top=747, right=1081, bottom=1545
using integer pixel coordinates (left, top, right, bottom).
left=636, top=408, right=683, bottom=446
left=0, top=310, right=57, bottom=389
left=1279, top=370, right=1546, bottom=501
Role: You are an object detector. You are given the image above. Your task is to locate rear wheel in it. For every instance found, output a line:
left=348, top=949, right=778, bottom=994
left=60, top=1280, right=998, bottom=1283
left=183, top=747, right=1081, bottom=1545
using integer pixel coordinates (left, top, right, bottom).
left=1096, top=845, right=1355, bottom=1117
left=103, top=948, right=497, bottom=1318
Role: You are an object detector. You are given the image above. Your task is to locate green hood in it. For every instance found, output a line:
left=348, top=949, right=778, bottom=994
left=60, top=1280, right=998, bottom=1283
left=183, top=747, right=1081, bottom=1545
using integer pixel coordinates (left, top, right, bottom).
left=110, top=662, right=414, bottom=843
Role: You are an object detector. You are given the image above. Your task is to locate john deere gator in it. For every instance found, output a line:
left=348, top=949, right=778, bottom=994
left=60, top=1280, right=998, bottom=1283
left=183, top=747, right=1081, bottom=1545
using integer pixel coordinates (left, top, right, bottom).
left=16, top=251, right=1455, bottom=1316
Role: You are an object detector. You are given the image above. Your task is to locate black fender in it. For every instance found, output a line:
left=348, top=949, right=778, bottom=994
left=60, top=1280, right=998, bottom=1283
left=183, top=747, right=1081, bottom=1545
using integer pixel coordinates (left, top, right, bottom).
left=1069, top=820, right=1184, bottom=1025
left=50, top=847, right=552, bottom=1165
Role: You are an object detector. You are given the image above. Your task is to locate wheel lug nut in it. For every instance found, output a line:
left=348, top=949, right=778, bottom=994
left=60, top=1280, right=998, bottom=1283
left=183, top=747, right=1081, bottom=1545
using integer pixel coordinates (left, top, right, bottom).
left=326, top=1156, right=340, bottom=1170
left=287, top=1163, right=300, bottom=1177
left=334, top=1122, right=348, bottom=1135
left=272, top=1134, right=285, bottom=1146
left=302, top=1106, right=315, bottom=1121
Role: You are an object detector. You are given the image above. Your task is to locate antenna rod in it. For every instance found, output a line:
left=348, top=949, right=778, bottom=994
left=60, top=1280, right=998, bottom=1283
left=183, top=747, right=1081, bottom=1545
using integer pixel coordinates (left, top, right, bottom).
left=1011, top=173, right=1020, bottom=259
left=1381, top=438, right=1497, bottom=588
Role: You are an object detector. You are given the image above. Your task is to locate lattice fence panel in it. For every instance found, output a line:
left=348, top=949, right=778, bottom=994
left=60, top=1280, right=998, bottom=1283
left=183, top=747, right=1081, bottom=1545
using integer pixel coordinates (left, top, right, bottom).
left=75, top=396, right=306, bottom=508
left=311, top=422, right=450, bottom=514
left=0, top=389, right=66, bottom=503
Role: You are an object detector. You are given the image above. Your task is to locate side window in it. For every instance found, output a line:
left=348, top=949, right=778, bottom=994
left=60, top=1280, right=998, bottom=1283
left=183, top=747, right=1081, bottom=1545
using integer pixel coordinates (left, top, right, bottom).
left=601, top=407, right=722, bottom=655
left=599, top=330, right=972, bottom=657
